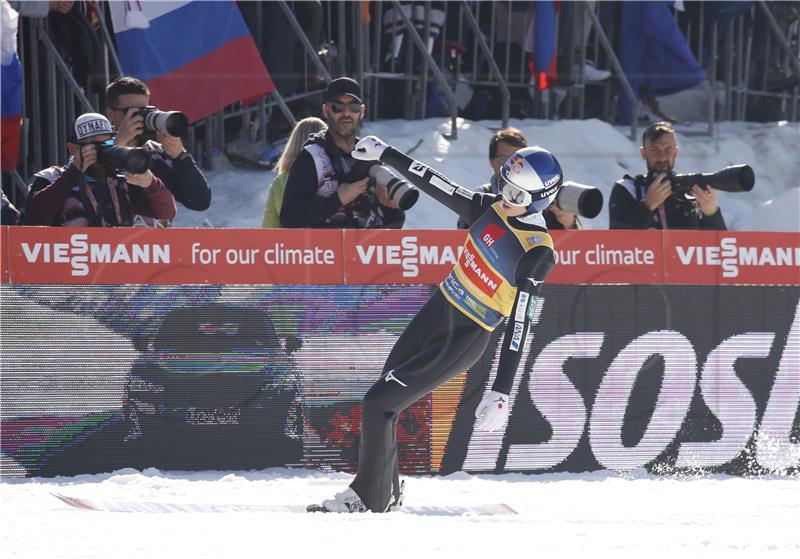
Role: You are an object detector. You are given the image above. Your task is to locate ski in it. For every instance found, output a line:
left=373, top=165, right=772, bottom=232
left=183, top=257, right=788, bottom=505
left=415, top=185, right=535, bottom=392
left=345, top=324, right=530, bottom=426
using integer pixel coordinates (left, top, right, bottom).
left=52, top=493, right=516, bottom=516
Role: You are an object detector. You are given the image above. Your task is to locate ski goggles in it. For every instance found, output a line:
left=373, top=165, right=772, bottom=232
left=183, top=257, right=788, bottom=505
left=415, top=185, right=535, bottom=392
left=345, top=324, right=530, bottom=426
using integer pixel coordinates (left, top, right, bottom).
left=329, top=100, right=363, bottom=114
left=499, top=179, right=533, bottom=207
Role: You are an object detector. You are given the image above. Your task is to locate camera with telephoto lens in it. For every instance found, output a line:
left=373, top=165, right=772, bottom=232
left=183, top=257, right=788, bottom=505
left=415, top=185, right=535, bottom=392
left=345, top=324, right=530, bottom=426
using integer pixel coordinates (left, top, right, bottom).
left=95, top=143, right=151, bottom=174
left=663, top=164, right=755, bottom=196
left=367, top=165, right=419, bottom=211
left=135, top=106, right=189, bottom=137
left=553, top=181, right=604, bottom=219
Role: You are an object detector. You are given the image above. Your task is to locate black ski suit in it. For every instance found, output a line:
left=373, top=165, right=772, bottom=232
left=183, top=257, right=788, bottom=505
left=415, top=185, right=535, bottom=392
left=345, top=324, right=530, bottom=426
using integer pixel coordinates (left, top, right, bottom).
left=350, top=146, right=556, bottom=511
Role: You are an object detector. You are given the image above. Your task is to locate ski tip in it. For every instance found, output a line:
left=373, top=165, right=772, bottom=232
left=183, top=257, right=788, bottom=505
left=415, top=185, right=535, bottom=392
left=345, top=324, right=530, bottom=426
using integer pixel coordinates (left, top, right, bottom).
left=51, top=492, right=99, bottom=511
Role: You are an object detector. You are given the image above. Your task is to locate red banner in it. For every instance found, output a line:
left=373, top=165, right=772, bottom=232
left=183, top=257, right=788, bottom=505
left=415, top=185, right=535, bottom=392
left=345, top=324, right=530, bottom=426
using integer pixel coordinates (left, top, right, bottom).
left=1, top=227, right=344, bottom=285
left=1, top=227, right=798, bottom=286
left=664, top=231, right=800, bottom=285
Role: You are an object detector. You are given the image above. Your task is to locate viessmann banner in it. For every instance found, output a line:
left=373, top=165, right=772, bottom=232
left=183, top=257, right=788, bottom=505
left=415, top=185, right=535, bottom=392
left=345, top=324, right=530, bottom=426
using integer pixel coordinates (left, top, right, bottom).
left=1, top=228, right=798, bottom=478
left=2, top=227, right=799, bottom=285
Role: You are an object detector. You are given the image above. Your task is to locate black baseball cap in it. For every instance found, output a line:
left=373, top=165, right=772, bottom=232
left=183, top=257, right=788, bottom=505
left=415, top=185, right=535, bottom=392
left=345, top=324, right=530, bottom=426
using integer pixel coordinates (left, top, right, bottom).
left=325, top=77, right=362, bottom=103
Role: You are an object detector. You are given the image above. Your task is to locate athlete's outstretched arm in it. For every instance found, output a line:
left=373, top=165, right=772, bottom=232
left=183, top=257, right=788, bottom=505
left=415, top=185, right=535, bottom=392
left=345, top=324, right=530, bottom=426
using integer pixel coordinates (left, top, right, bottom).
left=353, top=135, right=492, bottom=224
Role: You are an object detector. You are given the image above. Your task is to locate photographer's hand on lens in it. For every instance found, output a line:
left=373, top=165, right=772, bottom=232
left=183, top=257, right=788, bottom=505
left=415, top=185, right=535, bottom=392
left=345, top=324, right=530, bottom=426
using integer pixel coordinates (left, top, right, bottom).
left=548, top=204, right=577, bottom=229
left=157, top=132, right=185, bottom=159
left=375, top=184, right=399, bottom=209
left=124, top=169, right=155, bottom=188
left=337, top=177, right=370, bottom=205
left=116, top=108, right=145, bottom=147
left=644, top=173, right=672, bottom=211
left=78, top=144, right=98, bottom=173
left=352, top=136, right=388, bottom=161
left=692, top=184, right=719, bottom=215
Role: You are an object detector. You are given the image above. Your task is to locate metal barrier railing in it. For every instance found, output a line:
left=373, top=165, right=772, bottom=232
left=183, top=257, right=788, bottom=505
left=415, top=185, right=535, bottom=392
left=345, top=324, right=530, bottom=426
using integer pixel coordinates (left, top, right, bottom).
left=8, top=0, right=798, bottom=205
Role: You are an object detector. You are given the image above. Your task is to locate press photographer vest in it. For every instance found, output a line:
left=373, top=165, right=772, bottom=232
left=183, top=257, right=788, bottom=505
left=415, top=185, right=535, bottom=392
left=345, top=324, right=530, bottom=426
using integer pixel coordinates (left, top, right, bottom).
left=304, top=139, right=389, bottom=228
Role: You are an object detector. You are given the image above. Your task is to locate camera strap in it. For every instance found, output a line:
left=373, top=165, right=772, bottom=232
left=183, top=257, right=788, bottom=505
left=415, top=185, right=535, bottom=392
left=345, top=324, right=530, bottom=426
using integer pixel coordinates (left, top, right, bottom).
left=82, top=176, right=131, bottom=226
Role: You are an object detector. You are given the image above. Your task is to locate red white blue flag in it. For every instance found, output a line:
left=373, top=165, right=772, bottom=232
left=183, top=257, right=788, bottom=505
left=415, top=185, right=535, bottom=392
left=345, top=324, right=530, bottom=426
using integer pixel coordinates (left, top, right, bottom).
left=110, top=1, right=275, bottom=123
left=1, top=0, right=23, bottom=171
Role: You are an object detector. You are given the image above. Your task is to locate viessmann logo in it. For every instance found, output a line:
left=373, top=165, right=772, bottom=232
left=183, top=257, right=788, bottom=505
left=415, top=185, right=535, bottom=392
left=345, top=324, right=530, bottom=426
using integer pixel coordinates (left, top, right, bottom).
left=355, top=236, right=461, bottom=278
left=20, top=233, right=171, bottom=277
left=461, top=242, right=503, bottom=296
left=675, top=237, right=800, bottom=278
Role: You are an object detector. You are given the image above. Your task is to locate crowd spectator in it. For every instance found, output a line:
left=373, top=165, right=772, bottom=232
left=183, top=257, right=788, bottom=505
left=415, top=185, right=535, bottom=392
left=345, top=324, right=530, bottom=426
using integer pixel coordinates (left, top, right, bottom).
left=609, top=121, right=726, bottom=230
left=23, top=112, right=176, bottom=226
left=280, top=77, right=405, bottom=228
left=262, top=117, right=326, bottom=228
left=458, top=127, right=580, bottom=230
left=104, top=76, right=211, bottom=212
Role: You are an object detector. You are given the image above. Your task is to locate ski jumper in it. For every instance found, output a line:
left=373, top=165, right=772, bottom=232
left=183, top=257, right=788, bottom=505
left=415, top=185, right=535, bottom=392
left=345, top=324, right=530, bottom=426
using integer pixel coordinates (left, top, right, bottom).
left=350, top=147, right=556, bottom=511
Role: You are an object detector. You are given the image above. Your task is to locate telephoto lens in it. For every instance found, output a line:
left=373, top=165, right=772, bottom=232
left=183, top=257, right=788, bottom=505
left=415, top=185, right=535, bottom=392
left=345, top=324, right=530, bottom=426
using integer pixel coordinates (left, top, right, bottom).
left=136, top=106, right=190, bottom=137
left=97, top=144, right=151, bottom=174
left=554, top=181, right=604, bottom=219
left=368, top=165, right=420, bottom=210
left=670, top=164, right=755, bottom=195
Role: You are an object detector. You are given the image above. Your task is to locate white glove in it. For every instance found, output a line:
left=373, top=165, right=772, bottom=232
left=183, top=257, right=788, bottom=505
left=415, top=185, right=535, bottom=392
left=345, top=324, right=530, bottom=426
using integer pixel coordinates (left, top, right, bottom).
left=352, top=135, right=388, bottom=161
left=474, top=390, right=510, bottom=431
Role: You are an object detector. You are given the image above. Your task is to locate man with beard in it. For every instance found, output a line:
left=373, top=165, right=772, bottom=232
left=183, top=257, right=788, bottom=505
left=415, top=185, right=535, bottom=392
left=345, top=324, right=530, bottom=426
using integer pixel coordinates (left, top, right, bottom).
left=609, top=121, right=726, bottom=229
left=23, top=113, right=176, bottom=226
left=279, top=77, right=405, bottom=228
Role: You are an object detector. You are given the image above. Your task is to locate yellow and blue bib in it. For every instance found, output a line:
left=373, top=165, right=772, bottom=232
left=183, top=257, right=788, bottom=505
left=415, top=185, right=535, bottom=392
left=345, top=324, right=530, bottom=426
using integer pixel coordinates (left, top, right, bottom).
left=440, top=202, right=553, bottom=330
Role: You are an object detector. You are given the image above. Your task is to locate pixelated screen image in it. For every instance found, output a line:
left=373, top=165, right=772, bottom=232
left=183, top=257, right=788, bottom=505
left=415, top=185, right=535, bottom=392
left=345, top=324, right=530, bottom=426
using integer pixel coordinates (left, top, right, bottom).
left=1, top=284, right=798, bottom=477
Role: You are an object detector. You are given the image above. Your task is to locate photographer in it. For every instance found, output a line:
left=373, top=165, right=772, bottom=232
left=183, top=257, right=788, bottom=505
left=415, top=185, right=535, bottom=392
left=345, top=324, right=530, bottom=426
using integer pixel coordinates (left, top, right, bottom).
left=609, top=122, right=726, bottom=230
left=23, top=113, right=176, bottom=227
left=279, top=77, right=406, bottom=228
left=458, top=128, right=581, bottom=230
left=104, top=77, right=211, bottom=212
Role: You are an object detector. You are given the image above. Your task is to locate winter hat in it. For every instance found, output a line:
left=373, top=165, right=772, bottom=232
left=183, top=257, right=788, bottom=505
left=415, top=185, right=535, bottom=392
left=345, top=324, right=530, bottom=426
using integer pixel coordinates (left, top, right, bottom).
left=73, top=113, right=115, bottom=141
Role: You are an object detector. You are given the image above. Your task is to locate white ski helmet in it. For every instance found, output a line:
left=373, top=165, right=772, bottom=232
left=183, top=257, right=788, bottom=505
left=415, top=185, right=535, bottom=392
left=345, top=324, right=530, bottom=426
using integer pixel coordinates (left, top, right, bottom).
left=499, top=146, right=563, bottom=214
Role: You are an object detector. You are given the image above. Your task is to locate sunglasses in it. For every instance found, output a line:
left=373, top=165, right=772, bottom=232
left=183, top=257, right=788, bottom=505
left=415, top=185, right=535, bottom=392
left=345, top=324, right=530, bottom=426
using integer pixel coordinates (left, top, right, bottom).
left=329, top=100, right=362, bottom=114
left=79, top=137, right=116, bottom=147
left=499, top=179, right=532, bottom=207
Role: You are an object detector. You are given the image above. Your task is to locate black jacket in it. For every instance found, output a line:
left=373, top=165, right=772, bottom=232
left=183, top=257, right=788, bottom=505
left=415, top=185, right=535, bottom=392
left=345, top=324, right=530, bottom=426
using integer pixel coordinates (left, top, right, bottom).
left=144, top=141, right=211, bottom=212
left=609, top=174, right=726, bottom=230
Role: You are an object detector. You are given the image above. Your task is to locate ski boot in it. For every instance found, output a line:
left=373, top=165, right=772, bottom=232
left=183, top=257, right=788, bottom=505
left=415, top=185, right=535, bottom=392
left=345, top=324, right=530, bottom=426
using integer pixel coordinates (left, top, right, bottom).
left=307, top=487, right=367, bottom=513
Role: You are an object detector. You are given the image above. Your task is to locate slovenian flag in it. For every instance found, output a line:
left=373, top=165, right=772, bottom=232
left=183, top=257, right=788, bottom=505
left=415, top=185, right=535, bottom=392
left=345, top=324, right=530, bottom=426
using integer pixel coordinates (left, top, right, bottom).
left=1, top=0, right=23, bottom=171
left=110, top=1, right=275, bottom=123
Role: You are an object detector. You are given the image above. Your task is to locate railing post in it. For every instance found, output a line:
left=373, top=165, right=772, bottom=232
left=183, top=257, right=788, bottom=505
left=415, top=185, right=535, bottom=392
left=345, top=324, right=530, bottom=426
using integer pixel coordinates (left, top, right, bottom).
left=390, top=0, right=458, bottom=139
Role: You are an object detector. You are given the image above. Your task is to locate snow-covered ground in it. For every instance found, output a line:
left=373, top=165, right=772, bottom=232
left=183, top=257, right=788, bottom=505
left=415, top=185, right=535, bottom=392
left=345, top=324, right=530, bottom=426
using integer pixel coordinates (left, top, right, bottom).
left=2, top=468, right=798, bottom=559
left=173, top=118, right=800, bottom=232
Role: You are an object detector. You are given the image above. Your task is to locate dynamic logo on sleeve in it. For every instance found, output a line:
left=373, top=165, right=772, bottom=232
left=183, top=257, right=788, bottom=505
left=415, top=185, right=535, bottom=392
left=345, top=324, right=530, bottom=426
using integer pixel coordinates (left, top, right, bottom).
left=509, top=321, right=524, bottom=351
left=480, top=222, right=507, bottom=249
left=460, top=242, right=503, bottom=296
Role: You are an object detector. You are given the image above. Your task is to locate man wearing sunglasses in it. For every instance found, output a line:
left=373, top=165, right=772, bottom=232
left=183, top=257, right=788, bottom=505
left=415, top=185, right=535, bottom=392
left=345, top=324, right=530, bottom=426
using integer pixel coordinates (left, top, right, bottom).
left=280, top=77, right=405, bottom=228
left=23, top=113, right=176, bottom=227
left=311, top=135, right=561, bottom=513
left=103, top=77, right=211, bottom=212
